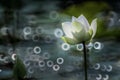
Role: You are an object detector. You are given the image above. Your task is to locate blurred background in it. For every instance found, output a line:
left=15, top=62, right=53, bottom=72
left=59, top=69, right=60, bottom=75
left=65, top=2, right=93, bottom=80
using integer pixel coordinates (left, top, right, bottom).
left=0, top=0, right=120, bottom=80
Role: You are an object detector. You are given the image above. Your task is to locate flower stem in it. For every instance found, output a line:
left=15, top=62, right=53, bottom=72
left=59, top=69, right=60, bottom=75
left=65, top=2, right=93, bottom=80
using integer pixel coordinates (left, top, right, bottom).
left=82, top=41, right=88, bottom=80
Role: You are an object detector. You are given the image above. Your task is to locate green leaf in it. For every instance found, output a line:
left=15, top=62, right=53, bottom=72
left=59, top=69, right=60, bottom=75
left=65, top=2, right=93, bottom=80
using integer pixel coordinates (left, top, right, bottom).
left=13, top=56, right=27, bottom=80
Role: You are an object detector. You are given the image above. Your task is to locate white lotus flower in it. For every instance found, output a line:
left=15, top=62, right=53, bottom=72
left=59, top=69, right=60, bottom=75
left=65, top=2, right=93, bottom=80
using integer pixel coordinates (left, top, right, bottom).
left=61, top=14, right=97, bottom=45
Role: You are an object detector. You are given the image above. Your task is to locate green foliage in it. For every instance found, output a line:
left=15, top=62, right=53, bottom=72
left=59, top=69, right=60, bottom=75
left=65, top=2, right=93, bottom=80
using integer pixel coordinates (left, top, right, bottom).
left=63, top=1, right=110, bottom=22
left=13, top=56, right=27, bottom=80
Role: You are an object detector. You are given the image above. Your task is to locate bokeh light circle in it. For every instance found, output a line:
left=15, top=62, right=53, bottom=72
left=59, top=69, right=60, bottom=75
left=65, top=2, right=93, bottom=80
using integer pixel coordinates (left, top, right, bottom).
left=76, top=44, right=83, bottom=51
left=54, top=28, right=63, bottom=38
left=53, top=64, right=60, bottom=71
left=94, top=42, right=102, bottom=50
left=28, top=67, right=34, bottom=74
left=36, top=26, right=43, bottom=34
left=33, top=46, right=41, bottom=54
left=47, top=60, right=54, bottom=67
left=42, top=52, right=50, bottom=59
left=57, top=57, right=64, bottom=64
left=11, top=54, right=16, bottom=61
left=39, top=61, right=45, bottom=67
left=61, top=43, right=70, bottom=51
left=23, top=27, right=32, bottom=35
